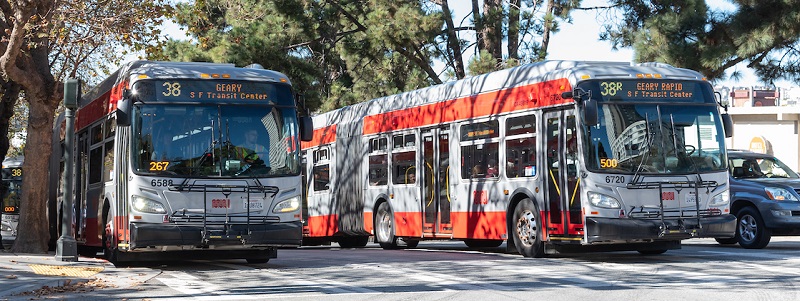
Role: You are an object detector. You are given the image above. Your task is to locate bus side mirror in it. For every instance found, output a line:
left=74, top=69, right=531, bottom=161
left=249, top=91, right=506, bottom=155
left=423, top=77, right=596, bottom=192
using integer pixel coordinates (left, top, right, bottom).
left=583, top=98, right=598, bottom=126
left=116, top=90, right=132, bottom=126
left=721, top=113, right=733, bottom=138
left=300, top=116, right=313, bottom=142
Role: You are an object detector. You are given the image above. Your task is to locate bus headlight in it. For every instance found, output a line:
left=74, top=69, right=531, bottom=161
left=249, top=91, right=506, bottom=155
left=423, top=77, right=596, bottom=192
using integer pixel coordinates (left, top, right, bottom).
left=708, top=190, right=730, bottom=207
left=131, top=195, right=167, bottom=214
left=273, top=196, right=300, bottom=213
left=765, top=187, right=798, bottom=201
left=1, top=222, right=11, bottom=232
left=588, top=192, right=621, bottom=209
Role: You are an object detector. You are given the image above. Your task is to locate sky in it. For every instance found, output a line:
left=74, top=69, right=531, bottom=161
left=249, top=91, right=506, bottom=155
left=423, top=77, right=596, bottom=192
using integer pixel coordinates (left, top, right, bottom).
left=157, top=0, right=776, bottom=88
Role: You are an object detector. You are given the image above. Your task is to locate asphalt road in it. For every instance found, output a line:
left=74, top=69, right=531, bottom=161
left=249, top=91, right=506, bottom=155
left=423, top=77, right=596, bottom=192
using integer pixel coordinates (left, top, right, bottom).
left=28, top=237, right=800, bottom=300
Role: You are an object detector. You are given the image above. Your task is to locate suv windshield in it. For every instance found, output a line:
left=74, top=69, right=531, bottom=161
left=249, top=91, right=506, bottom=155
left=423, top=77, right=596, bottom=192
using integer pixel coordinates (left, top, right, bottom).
left=132, top=104, right=300, bottom=177
left=729, top=155, right=799, bottom=179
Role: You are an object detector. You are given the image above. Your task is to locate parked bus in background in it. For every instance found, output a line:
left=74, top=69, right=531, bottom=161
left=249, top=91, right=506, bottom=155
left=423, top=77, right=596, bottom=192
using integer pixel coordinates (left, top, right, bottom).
left=1, top=156, right=23, bottom=245
left=49, top=60, right=313, bottom=263
left=300, top=60, right=737, bottom=257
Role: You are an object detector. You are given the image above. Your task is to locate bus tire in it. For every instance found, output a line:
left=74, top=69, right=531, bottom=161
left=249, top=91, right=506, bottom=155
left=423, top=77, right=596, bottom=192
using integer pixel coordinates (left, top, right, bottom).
left=511, top=198, right=545, bottom=258
left=337, top=236, right=369, bottom=248
left=737, top=206, right=771, bottom=249
left=464, top=239, right=503, bottom=248
left=375, top=202, right=399, bottom=249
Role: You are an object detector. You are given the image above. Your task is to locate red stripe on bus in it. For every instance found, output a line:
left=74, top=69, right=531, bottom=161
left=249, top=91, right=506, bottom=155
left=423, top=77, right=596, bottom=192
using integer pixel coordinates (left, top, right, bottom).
left=301, top=124, right=337, bottom=149
left=75, top=80, right=128, bottom=131
left=450, top=211, right=507, bottom=240
left=363, top=78, right=572, bottom=135
left=363, top=211, right=373, bottom=235
left=393, top=211, right=422, bottom=237
left=304, top=214, right=339, bottom=237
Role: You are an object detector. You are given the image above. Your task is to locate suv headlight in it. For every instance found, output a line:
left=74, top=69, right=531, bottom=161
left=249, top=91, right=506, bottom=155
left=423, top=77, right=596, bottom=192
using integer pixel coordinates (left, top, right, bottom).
left=273, top=196, right=300, bottom=213
left=765, top=187, right=798, bottom=201
left=131, top=195, right=167, bottom=214
left=708, top=190, right=729, bottom=207
left=588, top=192, right=621, bottom=209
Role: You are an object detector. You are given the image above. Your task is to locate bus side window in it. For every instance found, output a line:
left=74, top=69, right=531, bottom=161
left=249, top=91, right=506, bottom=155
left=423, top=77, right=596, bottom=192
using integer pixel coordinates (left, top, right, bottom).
left=368, top=137, right=388, bottom=186
left=505, top=115, right=537, bottom=178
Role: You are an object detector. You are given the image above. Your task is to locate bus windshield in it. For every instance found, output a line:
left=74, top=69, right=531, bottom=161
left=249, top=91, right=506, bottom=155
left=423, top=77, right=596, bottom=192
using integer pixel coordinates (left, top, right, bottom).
left=1, top=167, right=21, bottom=214
left=580, top=81, right=727, bottom=174
left=132, top=104, right=301, bottom=177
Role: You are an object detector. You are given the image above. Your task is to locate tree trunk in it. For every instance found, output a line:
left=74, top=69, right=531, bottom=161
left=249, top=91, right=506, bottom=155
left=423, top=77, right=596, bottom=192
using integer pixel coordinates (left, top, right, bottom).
left=12, top=97, right=57, bottom=253
left=441, top=0, right=466, bottom=79
left=507, top=0, right=520, bottom=60
left=539, top=0, right=556, bottom=61
left=471, top=0, right=483, bottom=53
left=482, top=0, right=503, bottom=62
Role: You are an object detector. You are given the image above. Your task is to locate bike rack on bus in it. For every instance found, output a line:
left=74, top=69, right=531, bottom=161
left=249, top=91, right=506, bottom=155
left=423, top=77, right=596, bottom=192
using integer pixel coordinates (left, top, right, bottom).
left=625, top=179, right=721, bottom=239
left=167, top=181, right=280, bottom=245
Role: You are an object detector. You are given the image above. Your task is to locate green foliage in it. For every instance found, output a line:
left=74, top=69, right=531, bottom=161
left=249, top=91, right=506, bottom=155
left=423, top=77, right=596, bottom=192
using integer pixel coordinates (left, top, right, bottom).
left=157, top=0, right=583, bottom=113
left=603, top=0, right=800, bottom=83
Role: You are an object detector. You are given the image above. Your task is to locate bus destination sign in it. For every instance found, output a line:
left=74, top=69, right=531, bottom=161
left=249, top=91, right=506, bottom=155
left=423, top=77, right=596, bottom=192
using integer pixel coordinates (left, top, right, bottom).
left=158, top=81, right=272, bottom=101
left=595, top=80, right=707, bottom=102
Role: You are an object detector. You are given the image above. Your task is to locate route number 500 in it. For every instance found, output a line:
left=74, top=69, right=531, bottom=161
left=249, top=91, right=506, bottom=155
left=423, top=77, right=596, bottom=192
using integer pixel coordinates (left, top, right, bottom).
left=600, top=158, right=618, bottom=168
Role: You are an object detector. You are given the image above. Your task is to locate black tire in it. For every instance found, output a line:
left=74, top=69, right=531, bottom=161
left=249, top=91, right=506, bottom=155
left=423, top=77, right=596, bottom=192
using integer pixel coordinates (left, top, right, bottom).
left=736, top=207, right=772, bottom=249
left=714, top=237, right=738, bottom=245
left=337, top=236, right=369, bottom=248
left=101, top=205, right=118, bottom=263
left=637, top=249, right=668, bottom=255
left=464, top=239, right=503, bottom=248
left=375, top=202, right=400, bottom=249
left=510, top=198, right=545, bottom=258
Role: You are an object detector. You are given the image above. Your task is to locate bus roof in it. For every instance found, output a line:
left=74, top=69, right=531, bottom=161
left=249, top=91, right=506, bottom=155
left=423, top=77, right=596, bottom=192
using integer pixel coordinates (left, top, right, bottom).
left=311, top=60, right=707, bottom=128
left=81, top=60, right=292, bottom=108
left=2, top=156, right=23, bottom=169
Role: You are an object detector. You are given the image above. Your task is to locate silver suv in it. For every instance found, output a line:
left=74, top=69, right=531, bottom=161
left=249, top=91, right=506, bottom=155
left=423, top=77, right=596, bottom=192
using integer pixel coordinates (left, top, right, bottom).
left=717, top=150, right=800, bottom=248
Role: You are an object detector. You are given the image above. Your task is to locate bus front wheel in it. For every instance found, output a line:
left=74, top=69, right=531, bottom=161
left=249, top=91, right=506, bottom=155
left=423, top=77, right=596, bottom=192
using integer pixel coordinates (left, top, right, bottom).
left=375, top=202, right=399, bottom=249
left=511, top=198, right=545, bottom=258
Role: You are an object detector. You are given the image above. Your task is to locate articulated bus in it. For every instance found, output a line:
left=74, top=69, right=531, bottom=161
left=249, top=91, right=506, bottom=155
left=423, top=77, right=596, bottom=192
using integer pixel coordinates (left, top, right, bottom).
left=300, top=61, right=737, bottom=257
left=1, top=156, right=22, bottom=244
left=50, top=60, right=313, bottom=263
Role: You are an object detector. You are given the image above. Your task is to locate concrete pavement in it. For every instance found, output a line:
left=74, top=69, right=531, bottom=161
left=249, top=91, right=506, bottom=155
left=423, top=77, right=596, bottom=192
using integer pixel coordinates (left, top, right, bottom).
left=0, top=249, right=160, bottom=300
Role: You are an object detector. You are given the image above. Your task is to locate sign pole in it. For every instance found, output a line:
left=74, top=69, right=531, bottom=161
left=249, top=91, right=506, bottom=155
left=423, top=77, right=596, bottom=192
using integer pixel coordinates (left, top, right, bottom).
left=55, top=79, right=80, bottom=261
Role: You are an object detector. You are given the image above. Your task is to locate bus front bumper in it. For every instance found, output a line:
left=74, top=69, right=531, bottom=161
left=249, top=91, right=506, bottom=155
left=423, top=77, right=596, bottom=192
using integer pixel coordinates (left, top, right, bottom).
left=585, top=214, right=736, bottom=243
left=129, top=221, right=302, bottom=250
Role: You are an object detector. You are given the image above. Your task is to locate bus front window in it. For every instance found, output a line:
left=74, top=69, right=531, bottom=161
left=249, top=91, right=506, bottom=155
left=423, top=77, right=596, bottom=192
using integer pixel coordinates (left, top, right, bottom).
left=132, top=104, right=300, bottom=177
left=585, top=103, right=727, bottom=174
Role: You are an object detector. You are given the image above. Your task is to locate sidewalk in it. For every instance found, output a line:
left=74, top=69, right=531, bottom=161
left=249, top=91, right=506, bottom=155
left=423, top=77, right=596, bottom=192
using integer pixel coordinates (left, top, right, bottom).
left=0, top=248, right=160, bottom=300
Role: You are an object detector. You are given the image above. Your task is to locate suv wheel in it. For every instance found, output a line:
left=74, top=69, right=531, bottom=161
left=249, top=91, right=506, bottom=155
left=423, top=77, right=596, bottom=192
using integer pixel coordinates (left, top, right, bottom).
left=736, top=207, right=772, bottom=249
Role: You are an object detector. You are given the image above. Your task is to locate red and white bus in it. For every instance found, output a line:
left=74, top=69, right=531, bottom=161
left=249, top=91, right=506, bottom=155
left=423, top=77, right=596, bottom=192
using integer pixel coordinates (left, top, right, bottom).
left=50, top=60, right=312, bottom=263
left=300, top=60, right=736, bottom=257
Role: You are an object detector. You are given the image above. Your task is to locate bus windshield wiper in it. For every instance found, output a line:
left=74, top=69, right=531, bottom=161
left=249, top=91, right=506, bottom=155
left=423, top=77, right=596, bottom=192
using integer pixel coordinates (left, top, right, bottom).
left=631, top=113, right=655, bottom=184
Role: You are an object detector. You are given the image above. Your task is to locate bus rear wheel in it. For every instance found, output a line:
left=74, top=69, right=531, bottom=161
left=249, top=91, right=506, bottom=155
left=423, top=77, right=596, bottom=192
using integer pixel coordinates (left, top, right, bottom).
left=511, top=198, right=545, bottom=258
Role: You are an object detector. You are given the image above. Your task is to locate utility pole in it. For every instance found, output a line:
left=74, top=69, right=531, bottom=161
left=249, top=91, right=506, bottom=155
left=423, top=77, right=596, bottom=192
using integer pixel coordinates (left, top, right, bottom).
left=55, top=79, right=79, bottom=261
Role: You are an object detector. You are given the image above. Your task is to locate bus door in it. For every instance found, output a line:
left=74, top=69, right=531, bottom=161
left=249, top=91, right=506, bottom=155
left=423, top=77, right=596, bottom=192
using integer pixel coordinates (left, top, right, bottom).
left=421, top=127, right=452, bottom=236
left=544, top=110, right=583, bottom=239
